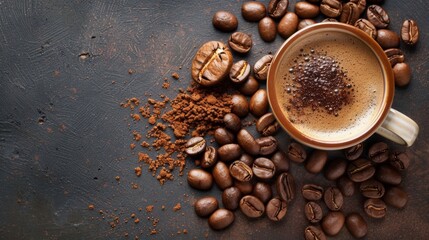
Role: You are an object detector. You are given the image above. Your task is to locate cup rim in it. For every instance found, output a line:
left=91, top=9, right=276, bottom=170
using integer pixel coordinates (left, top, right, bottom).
left=267, top=22, right=394, bottom=150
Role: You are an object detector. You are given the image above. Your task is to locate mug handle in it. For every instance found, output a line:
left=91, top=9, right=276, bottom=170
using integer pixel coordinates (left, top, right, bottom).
left=376, top=108, right=419, bottom=146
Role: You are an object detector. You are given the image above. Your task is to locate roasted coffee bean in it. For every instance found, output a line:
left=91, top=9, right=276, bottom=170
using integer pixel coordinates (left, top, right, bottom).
left=202, top=146, right=218, bottom=169
left=250, top=89, right=269, bottom=117
left=360, top=179, right=385, bottom=198
left=324, top=159, right=347, bottom=181
left=376, top=164, right=402, bottom=185
left=383, top=186, right=408, bottom=209
left=256, top=113, right=279, bottom=136
left=228, top=32, right=253, bottom=54
left=208, top=208, right=235, bottom=230
left=298, top=19, right=316, bottom=30
left=218, top=144, right=242, bottom=162
left=350, top=0, right=366, bottom=15
left=229, top=60, right=251, bottom=84
left=239, top=153, right=254, bottom=167
left=231, top=94, right=249, bottom=117
left=187, top=169, right=213, bottom=190
left=393, top=62, right=411, bottom=87
left=305, top=201, right=323, bottom=223
left=191, top=41, right=233, bottom=86
left=376, top=29, right=400, bottom=49
left=322, top=18, right=338, bottom=22
left=230, top=160, right=253, bottom=182
left=237, top=129, right=260, bottom=155
left=253, top=157, right=276, bottom=180
left=344, top=143, right=364, bottom=161
left=337, top=175, right=356, bottom=197
left=256, top=136, right=278, bottom=155
left=252, top=182, right=273, bottom=203
left=320, top=0, right=342, bottom=18
left=384, top=48, right=405, bottom=67
left=212, top=161, right=233, bottom=190
left=240, top=195, right=265, bottom=218
left=241, top=1, right=266, bottom=22
left=302, top=184, right=324, bottom=201
left=304, top=226, right=327, bottom=240
left=346, top=213, right=368, bottom=238
left=268, top=0, right=289, bottom=19
left=258, top=17, right=277, bottom=42
left=401, top=19, right=419, bottom=45
left=340, top=2, right=359, bottom=25
left=276, top=172, right=296, bottom=202
left=254, top=55, right=273, bottom=81
left=288, top=142, right=307, bottom=163
left=355, top=19, right=377, bottom=39
left=214, top=128, right=235, bottom=146
left=222, top=186, right=242, bottom=210
left=367, top=5, right=389, bottom=28
left=266, top=197, right=288, bottom=221
left=223, top=113, right=242, bottom=133
left=271, top=150, right=290, bottom=174
left=364, top=198, right=387, bottom=218
left=278, top=12, right=299, bottom=39
left=305, top=150, right=328, bottom=174
left=295, top=1, right=320, bottom=19
left=324, top=187, right=343, bottom=211
left=234, top=180, right=253, bottom=194
left=389, top=151, right=410, bottom=171
left=321, top=211, right=345, bottom=236
left=195, top=196, right=219, bottom=217
left=347, top=158, right=375, bottom=182
left=238, top=76, right=260, bottom=96
left=368, top=142, right=389, bottom=163
left=185, top=137, right=206, bottom=156
left=212, top=11, right=238, bottom=32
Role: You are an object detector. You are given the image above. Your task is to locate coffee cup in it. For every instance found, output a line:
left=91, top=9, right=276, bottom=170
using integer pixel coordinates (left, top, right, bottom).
left=267, top=22, right=419, bottom=150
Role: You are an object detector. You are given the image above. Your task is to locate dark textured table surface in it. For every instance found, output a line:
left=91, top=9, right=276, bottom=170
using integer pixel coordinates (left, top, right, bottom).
left=1, top=1, right=428, bottom=239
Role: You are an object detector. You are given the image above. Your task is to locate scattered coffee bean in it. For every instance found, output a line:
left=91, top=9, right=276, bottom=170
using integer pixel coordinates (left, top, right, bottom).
left=254, top=55, right=273, bottom=81
left=302, top=184, right=324, bottom=201
left=298, top=19, right=316, bottom=30
left=252, top=182, right=273, bottom=203
left=305, top=150, right=328, bottom=174
left=191, top=41, right=233, bottom=86
left=208, top=208, right=235, bottom=230
left=230, top=160, right=253, bottom=182
left=238, top=76, right=260, bottom=96
left=202, top=146, right=218, bottom=169
left=266, top=197, right=288, bottom=221
left=344, top=143, right=364, bottom=161
left=324, top=187, right=344, bottom=211
left=239, top=153, right=255, bottom=167
left=350, top=0, right=366, bottom=15
left=364, top=198, right=387, bottom=218
left=218, top=143, right=242, bottom=162
left=212, top=11, right=238, bottom=32
left=223, top=113, right=242, bottom=133
left=384, top=48, right=405, bottom=67
left=278, top=12, right=299, bottom=38
left=288, top=142, right=307, bottom=163
left=231, top=94, right=249, bottom=117
left=234, top=180, right=253, bottom=194
left=214, top=128, right=235, bottom=146
left=376, top=29, right=400, bottom=49
left=321, top=211, right=345, bottom=236
left=389, top=151, right=410, bottom=171
left=250, top=89, right=269, bottom=117
left=268, top=0, right=289, bottom=19
left=276, top=172, right=296, bottom=202
left=222, top=186, right=242, bottom=210
left=228, top=32, right=253, bottom=54
left=271, top=150, right=290, bottom=174
left=237, top=129, right=260, bottom=155
left=324, top=159, right=348, bottom=181
left=256, top=136, right=278, bottom=155
left=305, top=201, right=323, bottom=223
left=295, top=1, right=320, bottom=19
left=195, top=196, right=219, bottom=217
left=383, top=186, right=408, bottom=209
left=337, top=175, right=356, bottom=197
left=304, top=226, right=327, bottom=240
left=360, top=179, right=385, bottom=198
left=376, top=164, right=402, bottom=185
left=256, top=113, right=279, bottom=136
left=347, top=158, right=375, bottom=182
left=258, top=17, right=277, bottom=42
left=253, top=157, right=276, bottom=180
left=368, top=142, right=389, bottom=163
left=340, top=2, right=360, bottom=25
left=229, top=60, right=251, bottom=84
left=187, top=169, right=213, bottom=190
left=212, top=161, right=233, bottom=190
left=240, top=195, right=265, bottom=218
left=393, top=62, right=411, bottom=87
left=367, top=5, right=389, bottom=28
left=346, top=213, right=368, bottom=238
left=354, top=19, right=377, bottom=39
left=320, top=0, right=343, bottom=18
left=241, top=1, right=266, bottom=22
left=401, top=19, right=419, bottom=45
left=185, top=137, right=206, bottom=156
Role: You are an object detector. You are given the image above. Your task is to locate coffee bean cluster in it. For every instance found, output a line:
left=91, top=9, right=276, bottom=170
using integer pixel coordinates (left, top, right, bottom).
left=299, top=141, right=410, bottom=239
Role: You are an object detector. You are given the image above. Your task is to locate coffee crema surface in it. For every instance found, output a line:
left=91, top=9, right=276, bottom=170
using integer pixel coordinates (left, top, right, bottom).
left=275, top=30, right=384, bottom=142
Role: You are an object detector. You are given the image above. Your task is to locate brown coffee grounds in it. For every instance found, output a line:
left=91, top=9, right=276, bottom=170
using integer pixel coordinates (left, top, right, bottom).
left=130, top=143, right=136, bottom=150
left=171, top=72, right=180, bottom=79
left=134, top=166, right=142, bottom=177
left=146, top=205, right=154, bottom=212
left=88, top=204, right=95, bottom=210
left=173, top=203, right=181, bottom=211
